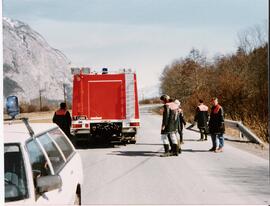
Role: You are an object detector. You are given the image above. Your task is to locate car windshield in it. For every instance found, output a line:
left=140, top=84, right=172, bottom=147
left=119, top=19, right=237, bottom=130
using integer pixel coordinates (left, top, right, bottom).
left=4, top=144, right=28, bottom=202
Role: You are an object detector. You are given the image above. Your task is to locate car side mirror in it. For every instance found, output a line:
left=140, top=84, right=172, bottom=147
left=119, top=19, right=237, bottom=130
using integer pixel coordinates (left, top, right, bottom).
left=36, top=175, right=62, bottom=194
left=6, top=96, right=20, bottom=119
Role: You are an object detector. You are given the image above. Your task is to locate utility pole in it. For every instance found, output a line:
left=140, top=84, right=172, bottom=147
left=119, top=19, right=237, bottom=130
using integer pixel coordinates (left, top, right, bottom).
left=39, top=89, right=45, bottom=111
left=63, top=83, right=67, bottom=103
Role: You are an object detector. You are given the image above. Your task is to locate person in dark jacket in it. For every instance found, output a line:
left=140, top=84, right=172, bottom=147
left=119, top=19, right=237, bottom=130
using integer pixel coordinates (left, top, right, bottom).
left=160, top=95, right=179, bottom=156
left=53, top=102, right=72, bottom=138
left=175, top=99, right=186, bottom=145
left=208, top=97, right=225, bottom=152
left=167, top=99, right=174, bottom=151
left=194, top=99, right=209, bottom=141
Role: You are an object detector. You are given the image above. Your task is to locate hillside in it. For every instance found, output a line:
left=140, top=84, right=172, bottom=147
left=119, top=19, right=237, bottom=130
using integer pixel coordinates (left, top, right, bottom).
left=3, top=17, right=72, bottom=103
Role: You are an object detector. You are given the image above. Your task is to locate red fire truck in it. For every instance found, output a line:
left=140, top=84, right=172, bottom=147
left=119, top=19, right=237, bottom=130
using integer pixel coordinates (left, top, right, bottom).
left=71, top=67, right=140, bottom=144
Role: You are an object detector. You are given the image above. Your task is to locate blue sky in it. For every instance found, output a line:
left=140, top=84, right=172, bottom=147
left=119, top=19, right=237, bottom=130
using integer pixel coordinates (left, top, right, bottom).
left=3, top=0, right=268, bottom=90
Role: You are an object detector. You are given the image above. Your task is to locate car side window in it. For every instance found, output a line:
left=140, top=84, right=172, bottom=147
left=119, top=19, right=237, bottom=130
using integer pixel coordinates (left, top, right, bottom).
left=26, top=140, right=51, bottom=177
left=37, top=133, right=65, bottom=173
left=48, top=128, right=74, bottom=160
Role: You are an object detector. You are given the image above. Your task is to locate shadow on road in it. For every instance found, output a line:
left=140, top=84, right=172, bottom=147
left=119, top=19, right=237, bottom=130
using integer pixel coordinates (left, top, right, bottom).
left=109, top=150, right=161, bottom=157
left=183, top=138, right=203, bottom=142
left=182, top=149, right=210, bottom=153
left=135, top=143, right=163, bottom=146
left=109, top=149, right=211, bottom=156
left=71, top=139, right=126, bottom=150
left=186, top=127, right=200, bottom=133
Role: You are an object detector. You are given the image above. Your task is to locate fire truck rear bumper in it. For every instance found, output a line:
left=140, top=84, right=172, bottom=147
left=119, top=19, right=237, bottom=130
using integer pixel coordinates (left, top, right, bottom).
left=71, top=129, right=90, bottom=135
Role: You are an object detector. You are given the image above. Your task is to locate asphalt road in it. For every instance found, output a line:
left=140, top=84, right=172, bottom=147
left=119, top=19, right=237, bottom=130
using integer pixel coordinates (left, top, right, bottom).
left=78, top=110, right=270, bottom=205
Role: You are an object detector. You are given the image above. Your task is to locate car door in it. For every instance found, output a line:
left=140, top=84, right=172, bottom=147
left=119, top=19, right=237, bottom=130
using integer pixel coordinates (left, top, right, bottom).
left=47, top=128, right=80, bottom=203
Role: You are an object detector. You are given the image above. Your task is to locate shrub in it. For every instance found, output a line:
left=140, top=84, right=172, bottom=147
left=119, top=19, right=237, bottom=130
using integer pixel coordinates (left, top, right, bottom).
left=27, top=104, right=37, bottom=113
left=41, top=106, right=51, bottom=111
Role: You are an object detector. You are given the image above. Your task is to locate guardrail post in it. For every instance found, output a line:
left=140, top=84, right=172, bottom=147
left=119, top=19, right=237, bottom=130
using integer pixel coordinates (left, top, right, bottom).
left=239, top=121, right=244, bottom=139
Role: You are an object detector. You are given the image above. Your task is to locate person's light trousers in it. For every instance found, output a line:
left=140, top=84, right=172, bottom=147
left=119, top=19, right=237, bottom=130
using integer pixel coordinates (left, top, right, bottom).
left=161, top=132, right=178, bottom=145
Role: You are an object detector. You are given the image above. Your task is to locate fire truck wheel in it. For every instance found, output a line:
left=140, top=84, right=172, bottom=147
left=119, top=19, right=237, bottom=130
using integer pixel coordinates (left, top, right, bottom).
left=121, top=139, right=128, bottom=145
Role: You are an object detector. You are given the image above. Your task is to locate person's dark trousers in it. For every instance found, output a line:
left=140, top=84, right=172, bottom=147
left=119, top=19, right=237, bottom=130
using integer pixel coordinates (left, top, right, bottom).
left=167, top=133, right=173, bottom=151
left=203, top=128, right=208, bottom=140
left=204, top=131, right=208, bottom=140
left=178, top=130, right=183, bottom=143
left=172, top=144, right=179, bottom=156
left=199, top=128, right=207, bottom=140
left=164, top=144, right=169, bottom=153
left=199, top=128, right=204, bottom=140
left=209, top=133, right=217, bottom=151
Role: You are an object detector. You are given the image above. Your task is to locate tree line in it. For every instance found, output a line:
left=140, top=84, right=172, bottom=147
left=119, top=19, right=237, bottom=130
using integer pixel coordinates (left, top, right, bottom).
left=160, top=23, right=268, bottom=142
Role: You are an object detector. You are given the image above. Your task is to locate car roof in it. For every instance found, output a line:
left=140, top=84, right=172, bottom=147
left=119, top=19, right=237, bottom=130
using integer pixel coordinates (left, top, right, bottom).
left=4, top=122, right=58, bottom=144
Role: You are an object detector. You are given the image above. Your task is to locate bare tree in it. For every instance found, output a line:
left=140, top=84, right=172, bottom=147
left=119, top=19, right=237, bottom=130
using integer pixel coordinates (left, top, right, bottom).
left=237, top=22, right=268, bottom=54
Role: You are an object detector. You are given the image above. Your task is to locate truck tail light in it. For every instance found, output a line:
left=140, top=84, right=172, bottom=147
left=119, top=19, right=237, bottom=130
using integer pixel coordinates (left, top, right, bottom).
left=85, top=123, right=89, bottom=128
left=130, top=122, right=140, bottom=127
left=72, top=124, right=82, bottom=128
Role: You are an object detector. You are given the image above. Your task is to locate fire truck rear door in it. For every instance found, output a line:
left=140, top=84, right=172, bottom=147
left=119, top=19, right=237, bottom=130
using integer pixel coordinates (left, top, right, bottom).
left=87, top=80, right=124, bottom=120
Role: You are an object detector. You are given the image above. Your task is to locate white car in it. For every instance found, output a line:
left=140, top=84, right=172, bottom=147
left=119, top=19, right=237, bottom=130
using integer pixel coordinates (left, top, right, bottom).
left=4, top=121, right=83, bottom=205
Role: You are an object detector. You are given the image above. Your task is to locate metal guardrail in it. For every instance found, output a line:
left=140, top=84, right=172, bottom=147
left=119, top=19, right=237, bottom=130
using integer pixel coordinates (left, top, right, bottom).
left=224, top=119, right=265, bottom=146
left=140, top=104, right=266, bottom=146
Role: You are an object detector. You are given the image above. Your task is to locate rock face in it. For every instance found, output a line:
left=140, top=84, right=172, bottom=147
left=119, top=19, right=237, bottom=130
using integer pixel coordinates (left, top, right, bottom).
left=3, top=17, right=72, bottom=103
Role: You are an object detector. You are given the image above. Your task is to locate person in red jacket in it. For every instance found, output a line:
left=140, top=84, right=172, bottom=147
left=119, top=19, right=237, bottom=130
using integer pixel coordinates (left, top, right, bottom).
left=208, top=97, right=225, bottom=152
left=53, top=102, right=72, bottom=138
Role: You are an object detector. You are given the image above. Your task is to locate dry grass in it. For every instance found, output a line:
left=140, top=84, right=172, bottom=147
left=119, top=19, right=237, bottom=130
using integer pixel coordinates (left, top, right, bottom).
left=225, top=126, right=241, bottom=138
left=4, top=111, right=56, bottom=124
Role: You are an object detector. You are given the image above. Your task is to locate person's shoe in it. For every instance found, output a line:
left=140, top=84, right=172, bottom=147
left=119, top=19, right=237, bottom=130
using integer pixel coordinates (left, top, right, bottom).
left=208, top=147, right=216, bottom=151
left=172, top=144, right=179, bottom=156
left=204, top=138, right=208, bottom=141
left=215, top=147, right=223, bottom=153
left=179, top=148, right=182, bottom=154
